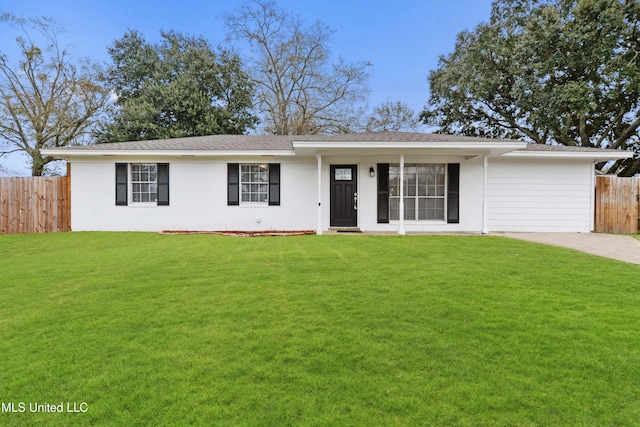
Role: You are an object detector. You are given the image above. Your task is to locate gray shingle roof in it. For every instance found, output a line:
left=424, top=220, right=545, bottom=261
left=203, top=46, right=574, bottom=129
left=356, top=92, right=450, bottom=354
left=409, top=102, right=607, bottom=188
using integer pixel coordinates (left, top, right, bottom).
left=52, top=132, right=624, bottom=154
left=55, top=132, right=524, bottom=152
left=63, top=134, right=305, bottom=151
left=300, top=131, right=519, bottom=144
left=519, top=143, right=620, bottom=153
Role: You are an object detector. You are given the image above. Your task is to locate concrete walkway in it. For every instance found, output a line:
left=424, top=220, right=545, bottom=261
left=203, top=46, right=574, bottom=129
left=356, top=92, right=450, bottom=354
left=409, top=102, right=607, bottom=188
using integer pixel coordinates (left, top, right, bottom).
left=497, top=233, right=640, bottom=265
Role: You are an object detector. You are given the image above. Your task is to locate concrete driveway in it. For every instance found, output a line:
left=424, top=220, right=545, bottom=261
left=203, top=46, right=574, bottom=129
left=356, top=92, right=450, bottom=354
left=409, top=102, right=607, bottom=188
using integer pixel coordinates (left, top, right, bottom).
left=497, top=233, right=640, bottom=265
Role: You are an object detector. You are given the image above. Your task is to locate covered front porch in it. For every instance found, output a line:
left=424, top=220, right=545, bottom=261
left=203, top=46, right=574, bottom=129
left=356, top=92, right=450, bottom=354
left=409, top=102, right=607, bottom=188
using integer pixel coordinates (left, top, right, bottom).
left=293, top=135, right=526, bottom=235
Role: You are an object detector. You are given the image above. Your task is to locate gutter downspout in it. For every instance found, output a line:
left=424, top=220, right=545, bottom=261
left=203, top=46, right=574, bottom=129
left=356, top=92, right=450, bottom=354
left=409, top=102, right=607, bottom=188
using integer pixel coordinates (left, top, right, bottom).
left=399, top=154, right=405, bottom=235
left=482, top=154, right=489, bottom=235
left=316, top=154, right=323, bottom=235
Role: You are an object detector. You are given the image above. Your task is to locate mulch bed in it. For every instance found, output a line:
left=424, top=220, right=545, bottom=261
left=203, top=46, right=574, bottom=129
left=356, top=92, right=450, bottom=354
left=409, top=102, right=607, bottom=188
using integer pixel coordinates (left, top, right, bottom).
left=159, top=230, right=316, bottom=237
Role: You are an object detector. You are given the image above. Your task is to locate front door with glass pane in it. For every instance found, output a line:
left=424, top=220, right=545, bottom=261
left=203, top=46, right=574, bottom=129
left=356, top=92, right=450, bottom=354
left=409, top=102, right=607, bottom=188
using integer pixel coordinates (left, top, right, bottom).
left=330, top=165, right=357, bottom=227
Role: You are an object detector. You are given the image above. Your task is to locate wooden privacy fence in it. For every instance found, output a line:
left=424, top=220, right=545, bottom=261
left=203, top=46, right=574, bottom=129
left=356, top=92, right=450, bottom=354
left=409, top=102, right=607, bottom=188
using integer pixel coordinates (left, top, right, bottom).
left=0, top=176, right=70, bottom=234
left=595, top=175, right=640, bottom=234
left=1, top=174, right=637, bottom=235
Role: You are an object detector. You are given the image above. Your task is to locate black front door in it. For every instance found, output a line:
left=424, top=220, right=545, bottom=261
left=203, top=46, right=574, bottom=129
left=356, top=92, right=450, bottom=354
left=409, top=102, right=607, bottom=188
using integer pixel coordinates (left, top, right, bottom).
left=330, top=165, right=357, bottom=227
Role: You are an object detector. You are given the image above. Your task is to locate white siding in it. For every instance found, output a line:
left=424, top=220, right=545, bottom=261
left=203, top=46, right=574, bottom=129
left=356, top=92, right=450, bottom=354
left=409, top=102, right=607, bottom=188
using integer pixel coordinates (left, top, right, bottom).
left=69, top=154, right=596, bottom=233
left=487, top=158, right=593, bottom=232
left=70, top=157, right=317, bottom=232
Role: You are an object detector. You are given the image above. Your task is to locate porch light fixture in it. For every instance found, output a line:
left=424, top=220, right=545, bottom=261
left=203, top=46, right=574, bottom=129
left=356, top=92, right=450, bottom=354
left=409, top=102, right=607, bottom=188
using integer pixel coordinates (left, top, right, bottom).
left=369, top=166, right=375, bottom=177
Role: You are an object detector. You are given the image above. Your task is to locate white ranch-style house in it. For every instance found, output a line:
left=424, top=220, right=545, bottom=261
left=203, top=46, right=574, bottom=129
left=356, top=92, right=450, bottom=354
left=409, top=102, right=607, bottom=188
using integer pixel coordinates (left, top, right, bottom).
left=42, top=132, right=632, bottom=234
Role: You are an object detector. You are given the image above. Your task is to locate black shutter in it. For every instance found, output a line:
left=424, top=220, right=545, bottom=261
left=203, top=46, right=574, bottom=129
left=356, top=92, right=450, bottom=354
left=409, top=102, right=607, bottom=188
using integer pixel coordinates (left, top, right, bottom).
left=228, top=163, right=239, bottom=206
left=157, top=163, right=169, bottom=206
left=447, top=163, right=460, bottom=224
left=268, top=163, right=280, bottom=206
left=115, top=163, right=128, bottom=206
left=377, top=163, right=389, bottom=223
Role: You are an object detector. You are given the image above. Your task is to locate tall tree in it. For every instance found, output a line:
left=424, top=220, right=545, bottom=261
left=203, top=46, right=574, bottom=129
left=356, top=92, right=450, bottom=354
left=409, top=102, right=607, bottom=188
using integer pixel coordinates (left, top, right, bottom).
left=0, top=13, right=109, bottom=176
left=421, top=0, right=640, bottom=175
left=97, top=30, right=258, bottom=142
left=366, top=101, right=422, bottom=132
left=225, top=0, right=371, bottom=135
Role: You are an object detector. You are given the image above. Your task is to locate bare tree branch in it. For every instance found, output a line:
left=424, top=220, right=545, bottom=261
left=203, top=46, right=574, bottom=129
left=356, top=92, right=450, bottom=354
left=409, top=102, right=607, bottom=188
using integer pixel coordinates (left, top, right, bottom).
left=225, top=0, right=370, bottom=135
left=0, top=13, right=109, bottom=175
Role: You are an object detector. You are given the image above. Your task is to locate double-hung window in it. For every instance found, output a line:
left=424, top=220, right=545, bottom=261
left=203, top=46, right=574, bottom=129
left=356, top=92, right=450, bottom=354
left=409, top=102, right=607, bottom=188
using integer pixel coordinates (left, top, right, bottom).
left=241, top=164, right=269, bottom=203
left=115, top=163, right=169, bottom=206
left=131, top=164, right=158, bottom=203
left=227, top=163, right=280, bottom=206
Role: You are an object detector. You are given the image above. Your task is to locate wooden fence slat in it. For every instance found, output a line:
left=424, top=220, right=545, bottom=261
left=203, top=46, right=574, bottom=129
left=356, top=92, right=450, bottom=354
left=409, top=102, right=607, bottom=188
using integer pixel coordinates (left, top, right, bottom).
left=43, top=177, right=52, bottom=233
left=13, top=178, right=21, bottom=233
left=0, top=176, right=70, bottom=234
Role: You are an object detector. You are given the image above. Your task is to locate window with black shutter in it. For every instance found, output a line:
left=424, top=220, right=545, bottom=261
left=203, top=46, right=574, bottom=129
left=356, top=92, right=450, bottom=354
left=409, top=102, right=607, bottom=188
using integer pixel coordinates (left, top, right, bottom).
left=115, top=163, right=128, bottom=206
left=268, top=163, right=280, bottom=206
left=377, top=163, right=389, bottom=223
left=379, top=162, right=458, bottom=222
left=447, top=163, right=460, bottom=223
left=229, top=163, right=281, bottom=206
left=116, top=163, right=170, bottom=206
left=157, top=163, right=170, bottom=206
left=227, top=163, right=240, bottom=206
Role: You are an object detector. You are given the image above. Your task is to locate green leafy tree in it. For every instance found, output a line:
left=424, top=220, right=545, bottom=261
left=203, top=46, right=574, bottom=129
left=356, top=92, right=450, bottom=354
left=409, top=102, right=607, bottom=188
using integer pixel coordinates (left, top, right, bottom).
left=225, top=0, right=370, bottom=135
left=0, top=13, right=109, bottom=176
left=422, top=0, right=640, bottom=175
left=366, top=101, right=422, bottom=132
left=97, top=30, right=258, bottom=142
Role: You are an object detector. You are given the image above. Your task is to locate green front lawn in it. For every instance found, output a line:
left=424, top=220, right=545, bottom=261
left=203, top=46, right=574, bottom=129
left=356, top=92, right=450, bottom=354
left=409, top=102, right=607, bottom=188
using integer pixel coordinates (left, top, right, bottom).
left=1, top=233, right=639, bottom=426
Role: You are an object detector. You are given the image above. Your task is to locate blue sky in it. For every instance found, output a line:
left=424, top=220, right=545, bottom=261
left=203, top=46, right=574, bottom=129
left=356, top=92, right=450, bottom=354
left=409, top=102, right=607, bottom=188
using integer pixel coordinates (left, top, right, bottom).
left=0, top=0, right=494, bottom=175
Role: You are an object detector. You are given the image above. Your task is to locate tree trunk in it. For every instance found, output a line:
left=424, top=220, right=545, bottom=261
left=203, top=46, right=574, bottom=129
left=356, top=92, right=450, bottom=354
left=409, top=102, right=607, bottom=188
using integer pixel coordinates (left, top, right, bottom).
left=31, top=153, right=45, bottom=176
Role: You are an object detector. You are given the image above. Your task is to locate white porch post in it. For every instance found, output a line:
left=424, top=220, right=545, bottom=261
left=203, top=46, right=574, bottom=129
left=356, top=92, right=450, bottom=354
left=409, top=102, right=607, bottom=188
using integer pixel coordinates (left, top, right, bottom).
left=399, top=154, right=406, bottom=235
left=482, top=154, right=489, bottom=235
left=316, top=154, right=323, bottom=235
left=589, top=162, right=596, bottom=232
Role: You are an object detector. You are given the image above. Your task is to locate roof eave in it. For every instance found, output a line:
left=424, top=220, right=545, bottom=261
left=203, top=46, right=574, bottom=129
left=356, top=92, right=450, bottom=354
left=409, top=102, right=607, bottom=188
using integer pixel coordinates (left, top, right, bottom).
left=503, top=151, right=633, bottom=161
left=291, top=140, right=527, bottom=157
left=40, top=149, right=296, bottom=159
left=291, top=140, right=527, bottom=149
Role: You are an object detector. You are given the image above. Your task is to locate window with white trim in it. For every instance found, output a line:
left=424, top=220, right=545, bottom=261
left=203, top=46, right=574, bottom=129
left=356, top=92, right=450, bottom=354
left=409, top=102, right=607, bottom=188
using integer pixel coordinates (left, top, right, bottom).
left=131, top=164, right=158, bottom=203
left=241, top=164, right=269, bottom=203
left=389, top=164, right=446, bottom=220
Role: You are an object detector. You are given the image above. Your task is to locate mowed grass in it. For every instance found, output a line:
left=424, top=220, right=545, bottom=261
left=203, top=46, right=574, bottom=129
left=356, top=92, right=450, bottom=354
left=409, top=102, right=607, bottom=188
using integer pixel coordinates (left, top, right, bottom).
left=1, top=233, right=639, bottom=426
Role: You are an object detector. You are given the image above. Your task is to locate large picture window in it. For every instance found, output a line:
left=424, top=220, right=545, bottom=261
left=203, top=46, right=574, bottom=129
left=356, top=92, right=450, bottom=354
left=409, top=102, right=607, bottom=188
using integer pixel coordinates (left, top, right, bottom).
left=389, top=164, right=446, bottom=221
